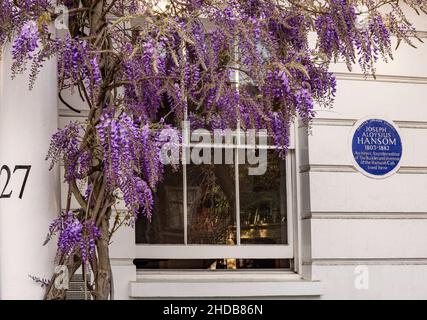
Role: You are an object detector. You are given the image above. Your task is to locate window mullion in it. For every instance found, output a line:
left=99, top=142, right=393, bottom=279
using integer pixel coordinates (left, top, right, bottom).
left=235, top=123, right=241, bottom=246
left=234, top=40, right=241, bottom=246
left=183, top=157, right=188, bottom=245
left=183, top=41, right=189, bottom=245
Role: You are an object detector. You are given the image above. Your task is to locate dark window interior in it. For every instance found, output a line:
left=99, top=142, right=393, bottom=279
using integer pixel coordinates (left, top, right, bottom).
left=133, top=259, right=291, bottom=270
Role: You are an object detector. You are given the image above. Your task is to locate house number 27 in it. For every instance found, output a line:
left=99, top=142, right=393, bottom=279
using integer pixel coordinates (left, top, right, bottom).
left=0, top=165, right=31, bottom=199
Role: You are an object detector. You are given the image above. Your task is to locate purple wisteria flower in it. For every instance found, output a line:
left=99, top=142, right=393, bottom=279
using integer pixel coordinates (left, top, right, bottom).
left=49, top=211, right=100, bottom=263
left=47, top=122, right=91, bottom=181
left=57, top=35, right=102, bottom=97
left=97, top=113, right=165, bottom=219
left=11, top=21, right=39, bottom=76
left=29, top=275, right=50, bottom=288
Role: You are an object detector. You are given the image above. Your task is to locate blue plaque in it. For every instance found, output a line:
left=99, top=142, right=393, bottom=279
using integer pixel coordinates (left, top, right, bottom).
left=352, top=118, right=403, bottom=178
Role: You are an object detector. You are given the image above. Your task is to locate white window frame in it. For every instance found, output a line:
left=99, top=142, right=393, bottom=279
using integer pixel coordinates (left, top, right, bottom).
left=135, top=133, right=296, bottom=261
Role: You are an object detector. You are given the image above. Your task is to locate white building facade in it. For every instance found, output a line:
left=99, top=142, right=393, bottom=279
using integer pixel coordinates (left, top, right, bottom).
left=0, top=5, right=427, bottom=300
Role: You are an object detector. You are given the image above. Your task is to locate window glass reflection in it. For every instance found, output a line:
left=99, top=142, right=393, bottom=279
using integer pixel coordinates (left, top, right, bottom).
left=136, top=148, right=288, bottom=246
left=239, top=150, right=288, bottom=244
left=187, top=152, right=236, bottom=245
left=135, top=166, right=184, bottom=244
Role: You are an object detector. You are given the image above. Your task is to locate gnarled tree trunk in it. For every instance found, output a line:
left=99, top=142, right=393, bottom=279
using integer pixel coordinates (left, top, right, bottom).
left=93, top=208, right=112, bottom=300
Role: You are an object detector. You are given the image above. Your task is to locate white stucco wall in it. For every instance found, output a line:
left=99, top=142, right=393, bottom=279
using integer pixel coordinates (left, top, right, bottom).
left=299, top=7, right=427, bottom=299
left=0, top=43, right=59, bottom=299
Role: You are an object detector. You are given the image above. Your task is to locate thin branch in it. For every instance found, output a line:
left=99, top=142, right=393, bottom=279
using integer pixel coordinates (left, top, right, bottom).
left=101, top=0, right=119, bottom=19
left=70, top=180, right=88, bottom=212
left=58, top=91, right=81, bottom=114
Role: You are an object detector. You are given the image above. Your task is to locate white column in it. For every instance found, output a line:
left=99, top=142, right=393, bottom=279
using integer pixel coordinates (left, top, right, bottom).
left=0, top=43, right=59, bottom=299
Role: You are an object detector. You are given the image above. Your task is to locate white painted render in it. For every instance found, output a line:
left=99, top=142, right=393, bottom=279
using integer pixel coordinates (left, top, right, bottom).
left=298, top=10, right=427, bottom=298
left=0, top=43, right=59, bottom=299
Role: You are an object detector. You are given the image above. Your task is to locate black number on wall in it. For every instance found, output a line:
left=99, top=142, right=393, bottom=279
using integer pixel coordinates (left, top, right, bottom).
left=13, top=165, right=31, bottom=199
left=0, top=165, right=31, bottom=199
left=0, top=165, right=13, bottom=198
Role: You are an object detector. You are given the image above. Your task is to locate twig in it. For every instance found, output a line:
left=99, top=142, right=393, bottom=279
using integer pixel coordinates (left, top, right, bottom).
left=58, top=91, right=81, bottom=113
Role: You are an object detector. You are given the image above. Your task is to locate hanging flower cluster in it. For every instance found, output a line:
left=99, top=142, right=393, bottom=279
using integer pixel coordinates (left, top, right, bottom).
left=47, top=122, right=91, bottom=181
left=11, top=21, right=40, bottom=76
left=49, top=211, right=100, bottom=263
left=57, top=35, right=102, bottom=97
left=97, top=113, right=165, bottom=219
left=28, top=275, right=50, bottom=288
left=314, top=0, right=419, bottom=74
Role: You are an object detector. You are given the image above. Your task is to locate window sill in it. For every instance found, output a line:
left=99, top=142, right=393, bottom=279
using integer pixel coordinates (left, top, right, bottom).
left=129, top=271, right=322, bottom=298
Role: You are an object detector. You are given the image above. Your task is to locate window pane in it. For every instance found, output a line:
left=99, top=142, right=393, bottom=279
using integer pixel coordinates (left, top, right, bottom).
left=135, top=165, right=184, bottom=244
left=187, top=153, right=236, bottom=245
left=239, top=150, right=288, bottom=244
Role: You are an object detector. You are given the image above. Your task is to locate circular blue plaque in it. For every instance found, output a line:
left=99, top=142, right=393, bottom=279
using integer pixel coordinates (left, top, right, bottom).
left=351, top=118, right=403, bottom=178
